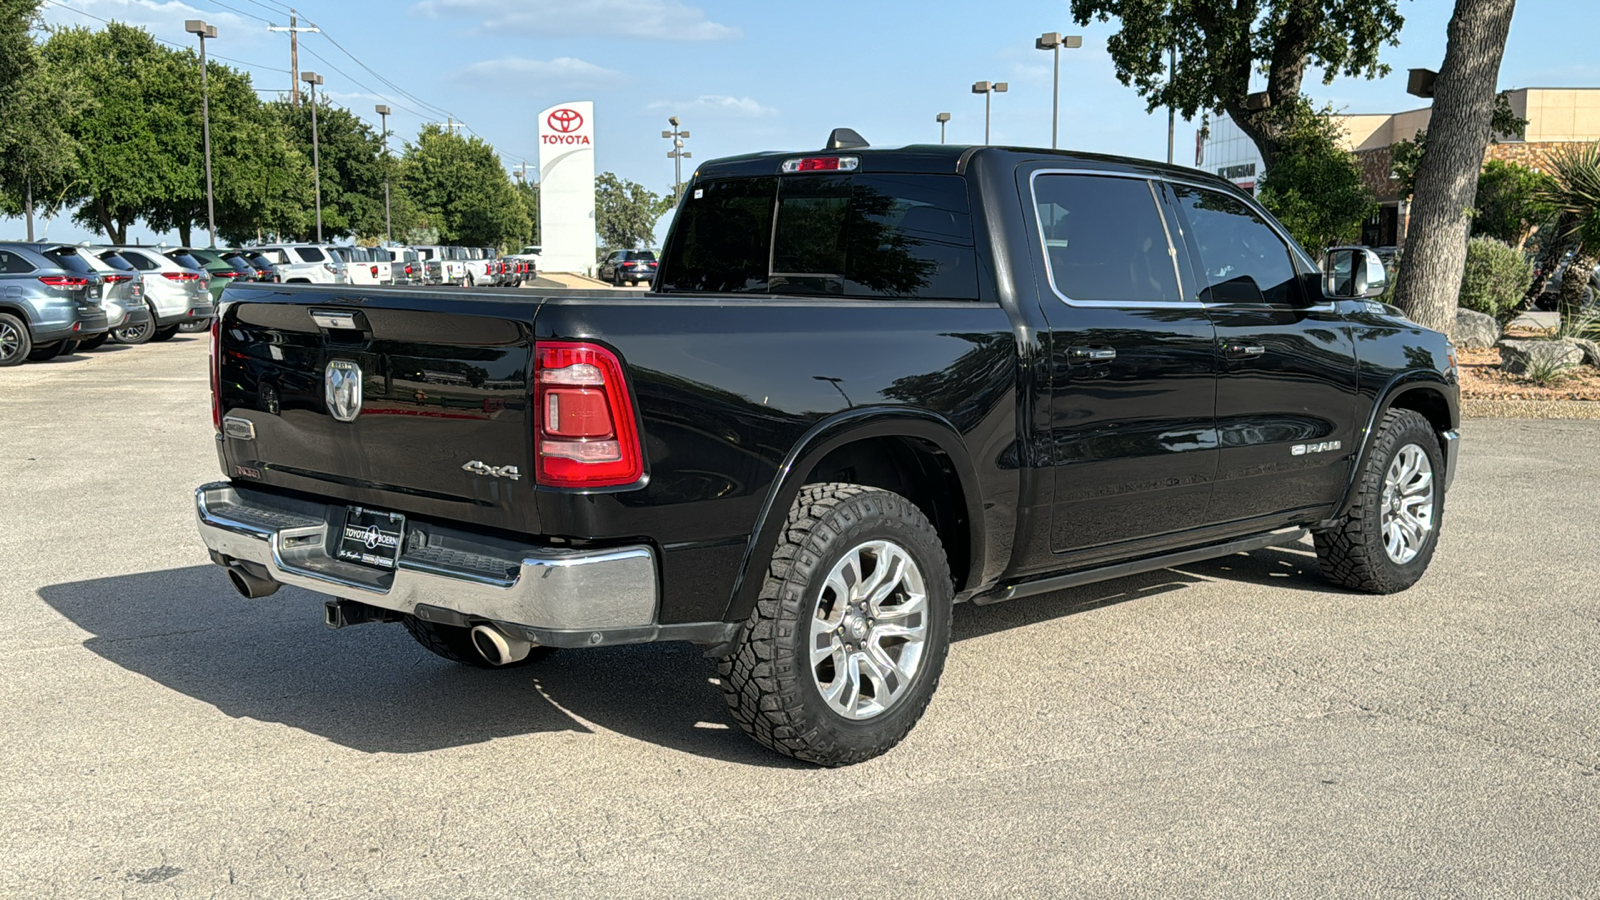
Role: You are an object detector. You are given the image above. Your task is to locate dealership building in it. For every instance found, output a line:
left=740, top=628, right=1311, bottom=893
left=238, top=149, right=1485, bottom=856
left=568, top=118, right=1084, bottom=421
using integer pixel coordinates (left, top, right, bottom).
left=1194, top=86, right=1600, bottom=248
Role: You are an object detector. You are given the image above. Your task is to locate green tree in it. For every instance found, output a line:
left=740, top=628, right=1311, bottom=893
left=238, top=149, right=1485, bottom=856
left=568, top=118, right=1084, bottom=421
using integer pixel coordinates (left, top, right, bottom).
left=1471, top=159, right=1553, bottom=248
left=271, top=98, right=388, bottom=240
left=399, top=125, right=529, bottom=247
left=1068, top=0, right=1403, bottom=167
left=595, top=172, right=671, bottom=252
left=1388, top=92, right=1526, bottom=199
left=1256, top=99, right=1374, bottom=252
left=0, top=0, right=79, bottom=238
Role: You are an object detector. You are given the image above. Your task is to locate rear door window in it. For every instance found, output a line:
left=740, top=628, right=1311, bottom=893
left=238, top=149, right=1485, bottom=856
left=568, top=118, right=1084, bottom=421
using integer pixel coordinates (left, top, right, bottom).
left=294, top=247, right=326, bottom=264
left=1168, top=185, right=1301, bottom=306
left=660, top=173, right=978, bottom=299
left=117, top=250, right=158, bottom=271
left=1032, top=174, right=1182, bottom=305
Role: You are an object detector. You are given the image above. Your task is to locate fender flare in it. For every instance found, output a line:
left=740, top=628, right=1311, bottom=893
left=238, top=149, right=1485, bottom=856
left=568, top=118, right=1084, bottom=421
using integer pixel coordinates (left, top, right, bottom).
left=719, top=406, right=987, bottom=625
left=1324, top=372, right=1457, bottom=524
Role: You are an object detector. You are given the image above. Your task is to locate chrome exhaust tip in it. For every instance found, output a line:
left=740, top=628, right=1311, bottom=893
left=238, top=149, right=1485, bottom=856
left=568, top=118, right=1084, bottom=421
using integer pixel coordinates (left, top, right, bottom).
left=470, top=624, right=532, bottom=666
left=227, top=565, right=279, bottom=599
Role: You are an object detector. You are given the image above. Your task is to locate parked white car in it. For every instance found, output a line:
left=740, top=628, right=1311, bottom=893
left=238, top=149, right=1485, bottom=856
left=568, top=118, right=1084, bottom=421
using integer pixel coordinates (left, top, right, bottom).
left=253, top=245, right=350, bottom=285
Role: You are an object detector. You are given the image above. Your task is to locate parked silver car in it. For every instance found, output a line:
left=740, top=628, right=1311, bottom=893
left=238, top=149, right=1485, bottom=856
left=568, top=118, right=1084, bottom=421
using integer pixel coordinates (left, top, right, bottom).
left=0, top=242, right=110, bottom=365
left=101, top=245, right=211, bottom=341
left=78, top=250, right=152, bottom=348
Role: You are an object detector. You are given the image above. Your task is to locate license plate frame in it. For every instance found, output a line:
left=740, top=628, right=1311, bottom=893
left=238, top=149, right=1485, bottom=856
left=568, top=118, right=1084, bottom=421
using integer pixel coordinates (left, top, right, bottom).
left=336, top=506, right=406, bottom=571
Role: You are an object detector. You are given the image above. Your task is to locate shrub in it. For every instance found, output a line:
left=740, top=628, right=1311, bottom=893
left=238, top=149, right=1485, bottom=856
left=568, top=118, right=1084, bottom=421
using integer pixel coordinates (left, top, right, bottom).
left=1459, top=236, right=1533, bottom=321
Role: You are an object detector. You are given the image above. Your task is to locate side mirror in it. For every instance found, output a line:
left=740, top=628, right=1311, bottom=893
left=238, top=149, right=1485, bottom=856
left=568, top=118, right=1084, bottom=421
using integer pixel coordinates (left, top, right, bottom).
left=1324, top=246, right=1387, bottom=300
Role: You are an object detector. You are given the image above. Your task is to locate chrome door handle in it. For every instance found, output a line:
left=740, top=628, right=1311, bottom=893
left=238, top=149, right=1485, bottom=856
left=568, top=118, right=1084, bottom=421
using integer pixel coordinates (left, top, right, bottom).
left=1224, top=342, right=1266, bottom=359
left=1069, top=346, right=1117, bottom=361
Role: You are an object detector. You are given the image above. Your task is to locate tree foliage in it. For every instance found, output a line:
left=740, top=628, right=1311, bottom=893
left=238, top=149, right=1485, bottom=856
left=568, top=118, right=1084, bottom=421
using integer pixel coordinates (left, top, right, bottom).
left=1389, top=92, right=1526, bottom=199
left=1537, top=141, right=1600, bottom=324
left=0, top=0, right=78, bottom=230
left=399, top=125, right=530, bottom=248
left=1471, top=159, right=1554, bottom=248
left=1069, top=0, right=1403, bottom=166
left=595, top=172, right=671, bottom=252
left=272, top=98, right=390, bottom=241
left=1256, top=99, right=1374, bottom=252
left=1458, top=236, right=1532, bottom=321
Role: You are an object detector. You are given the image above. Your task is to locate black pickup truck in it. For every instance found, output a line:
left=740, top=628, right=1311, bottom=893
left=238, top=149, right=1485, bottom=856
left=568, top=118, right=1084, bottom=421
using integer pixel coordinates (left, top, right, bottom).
left=196, top=133, right=1459, bottom=766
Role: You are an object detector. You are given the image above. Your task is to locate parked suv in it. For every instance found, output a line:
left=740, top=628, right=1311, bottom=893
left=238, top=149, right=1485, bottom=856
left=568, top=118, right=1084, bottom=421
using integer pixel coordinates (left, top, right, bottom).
left=598, top=249, right=658, bottom=286
left=103, top=245, right=210, bottom=341
left=0, top=242, right=109, bottom=365
left=171, top=248, right=252, bottom=331
left=252, top=244, right=349, bottom=285
left=79, top=250, right=150, bottom=349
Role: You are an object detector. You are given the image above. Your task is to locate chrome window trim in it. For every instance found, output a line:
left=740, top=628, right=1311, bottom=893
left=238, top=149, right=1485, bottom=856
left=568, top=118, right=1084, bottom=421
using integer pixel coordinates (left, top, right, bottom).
left=1027, top=168, right=1197, bottom=309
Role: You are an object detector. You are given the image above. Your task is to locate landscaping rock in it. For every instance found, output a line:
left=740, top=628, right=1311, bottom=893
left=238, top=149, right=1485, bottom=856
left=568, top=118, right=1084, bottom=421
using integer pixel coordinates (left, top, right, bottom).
left=1571, top=337, right=1600, bottom=367
left=1497, top=338, right=1585, bottom=375
left=1454, top=308, right=1501, bottom=349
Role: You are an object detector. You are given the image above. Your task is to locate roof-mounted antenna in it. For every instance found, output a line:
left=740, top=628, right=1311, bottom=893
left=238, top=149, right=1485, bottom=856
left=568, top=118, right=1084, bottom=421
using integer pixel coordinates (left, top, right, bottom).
left=826, top=128, right=869, bottom=150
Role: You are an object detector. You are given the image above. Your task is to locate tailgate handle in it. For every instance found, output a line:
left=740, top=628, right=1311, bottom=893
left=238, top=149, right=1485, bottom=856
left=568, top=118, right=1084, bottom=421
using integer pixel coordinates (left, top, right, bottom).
left=310, top=309, right=361, bottom=330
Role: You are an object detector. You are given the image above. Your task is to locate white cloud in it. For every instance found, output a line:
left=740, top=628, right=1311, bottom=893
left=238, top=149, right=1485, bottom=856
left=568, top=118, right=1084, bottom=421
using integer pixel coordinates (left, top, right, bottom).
left=40, top=0, right=266, bottom=46
left=647, top=95, right=777, bottom=118
left=412, top=0, right=739, bottom=41
left=449, top=57, right=626, bottom=91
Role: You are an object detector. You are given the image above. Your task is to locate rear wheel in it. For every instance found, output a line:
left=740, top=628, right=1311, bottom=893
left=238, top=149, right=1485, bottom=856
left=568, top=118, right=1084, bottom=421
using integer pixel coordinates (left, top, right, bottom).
left=718, top=483, right=953, bottom=766
left=0, top=313, right=32, bottom=366
left=400, top=615, right=554, bottom=669
left=150, top=324, right=181, bottom=342
left=1314, top=409, right=1444, bottom=593
left=112, top=306, right=156, bottom=345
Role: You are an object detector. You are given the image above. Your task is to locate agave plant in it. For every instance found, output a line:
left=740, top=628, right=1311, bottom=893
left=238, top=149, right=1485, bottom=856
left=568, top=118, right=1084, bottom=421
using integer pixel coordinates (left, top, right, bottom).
left=1538, top=142, right=1600, bottom=326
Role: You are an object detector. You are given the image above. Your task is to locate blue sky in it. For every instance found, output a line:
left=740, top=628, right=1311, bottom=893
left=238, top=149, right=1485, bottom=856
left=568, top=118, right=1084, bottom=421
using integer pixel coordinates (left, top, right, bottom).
left=10, top=0, right=1599, bottom=245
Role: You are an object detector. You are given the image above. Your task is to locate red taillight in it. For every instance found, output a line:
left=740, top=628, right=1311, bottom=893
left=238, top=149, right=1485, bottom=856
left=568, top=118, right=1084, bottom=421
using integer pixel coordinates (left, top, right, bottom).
left=38, top=275, right=90, bottom=288
left=103, top=274, right=130, bottom=284
left=370, top=265, right=379, bottom=277
left=162, top=272, right=199, bottom=281
left=534, top=342, right=642, bottom=487
left=405, top=265, right=413, bottom=275
left=210, top=316, right=222, bottom=433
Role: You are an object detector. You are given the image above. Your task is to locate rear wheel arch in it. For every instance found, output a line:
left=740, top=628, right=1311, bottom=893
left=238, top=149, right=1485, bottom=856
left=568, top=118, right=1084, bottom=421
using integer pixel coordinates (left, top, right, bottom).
left=722, top=409, right=983, bottom=625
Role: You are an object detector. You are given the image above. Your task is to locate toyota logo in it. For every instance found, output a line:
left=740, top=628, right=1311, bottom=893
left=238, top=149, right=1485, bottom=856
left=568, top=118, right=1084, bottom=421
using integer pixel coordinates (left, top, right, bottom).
left=547, top=108, right=583, bottom=133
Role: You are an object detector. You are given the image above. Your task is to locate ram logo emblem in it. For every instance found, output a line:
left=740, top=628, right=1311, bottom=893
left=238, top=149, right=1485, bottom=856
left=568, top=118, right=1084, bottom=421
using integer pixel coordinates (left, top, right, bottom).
left=325, top=360, right=363, bottom=422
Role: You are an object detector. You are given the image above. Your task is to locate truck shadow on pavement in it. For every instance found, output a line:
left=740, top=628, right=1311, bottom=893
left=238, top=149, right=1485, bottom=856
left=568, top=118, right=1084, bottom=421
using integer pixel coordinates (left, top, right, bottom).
left=36, top=552, right=1328, bottom=765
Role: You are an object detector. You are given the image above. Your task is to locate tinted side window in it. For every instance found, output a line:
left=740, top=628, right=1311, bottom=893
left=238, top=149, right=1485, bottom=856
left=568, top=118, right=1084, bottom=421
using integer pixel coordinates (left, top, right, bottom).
left=0, top=250, right=35, bottom=274
left=43, top=249, right=96, bottom=275
left=659, top=176, right=777, bottom=294
left=118, top=251, right=158, bottom=271
left=294, top=247, right=326, bottom=263
left=1170, top=185, right=1299, bottom=306
left=167, top=252, right=204, bottom=270
left=99, top=252, right=137, bottom=272
left=1033, top=174, right=1181, bottom=304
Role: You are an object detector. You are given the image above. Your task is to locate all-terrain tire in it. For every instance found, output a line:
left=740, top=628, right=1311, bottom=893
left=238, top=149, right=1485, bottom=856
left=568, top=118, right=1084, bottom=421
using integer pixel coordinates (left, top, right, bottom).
left=717, top=483, right=953, bottom=766
left=1314, top=409, right=1445, bottom=594
left=400, top=615, right=554, bottom=669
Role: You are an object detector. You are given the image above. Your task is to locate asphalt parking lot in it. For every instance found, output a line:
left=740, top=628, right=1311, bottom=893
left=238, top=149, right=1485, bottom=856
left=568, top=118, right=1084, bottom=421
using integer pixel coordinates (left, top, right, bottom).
left=3, top=337, right=1598, bottom=898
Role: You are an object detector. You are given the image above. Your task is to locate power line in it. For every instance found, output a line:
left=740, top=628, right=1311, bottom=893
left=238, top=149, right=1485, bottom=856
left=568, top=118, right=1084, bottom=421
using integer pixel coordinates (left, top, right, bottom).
left=297, top=45, right=431, bottom=121
left=44, top=0, right=289, bottom=72
left=201, top=0, right=274, bottom=26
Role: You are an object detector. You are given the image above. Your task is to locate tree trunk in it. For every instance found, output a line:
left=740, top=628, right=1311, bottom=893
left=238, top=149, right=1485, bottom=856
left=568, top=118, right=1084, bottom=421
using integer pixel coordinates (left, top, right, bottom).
left=179, top=222, right=192, bottom=248
left=1525, top=212, right=1573, bottom=302
left=1558, top=250, right=1597, bottom=325
left=1391, top=0, right=1517, bottom=336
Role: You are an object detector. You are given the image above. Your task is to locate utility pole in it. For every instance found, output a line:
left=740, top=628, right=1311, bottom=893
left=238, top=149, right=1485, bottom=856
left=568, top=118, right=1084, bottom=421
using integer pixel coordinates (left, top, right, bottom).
left=187, top=20, right=219, bottom=248
left=24, top=178, right=32, bottom=242
left=376, top=104, right=392, bottom=243
left=267, top=12, right=319, bottom=106
left=302, top=71, right=324, bottom=242
left=663, top=117, right=691, bottom=203
left=1167, top=44, right=1177, bottom=164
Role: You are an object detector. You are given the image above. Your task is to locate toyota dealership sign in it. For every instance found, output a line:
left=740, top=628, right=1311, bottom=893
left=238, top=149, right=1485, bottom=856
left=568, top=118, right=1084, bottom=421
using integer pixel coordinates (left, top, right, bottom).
left=537, top=101, right=598, bottom=276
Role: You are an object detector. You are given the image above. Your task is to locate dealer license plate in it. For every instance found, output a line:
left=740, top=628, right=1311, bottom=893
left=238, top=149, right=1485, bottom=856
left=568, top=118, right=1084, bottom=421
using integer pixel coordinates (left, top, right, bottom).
left=336, top=506, right=406, bottom=571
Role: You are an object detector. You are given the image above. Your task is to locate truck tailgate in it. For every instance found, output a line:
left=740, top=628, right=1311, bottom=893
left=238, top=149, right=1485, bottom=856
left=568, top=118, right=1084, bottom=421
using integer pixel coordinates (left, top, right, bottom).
left=217, top=287, right=544, bottom=535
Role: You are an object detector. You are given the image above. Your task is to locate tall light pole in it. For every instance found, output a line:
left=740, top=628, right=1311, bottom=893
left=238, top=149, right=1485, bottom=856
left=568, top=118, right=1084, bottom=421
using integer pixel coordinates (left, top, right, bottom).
left=936, top=112, right=951, bottom=144
left=375, top=104, right=391, bottom=244
left=186, top=20, right=218, bottom=247
left=971, top=81, right=1008, bottom=146
left=301, top=71, right=324, bottom=242
left=1167, top=44, right=1177, bottom=164
left=1035, top=32, right=1082, bottom=150
left=662, top=116, right=691, bottom=203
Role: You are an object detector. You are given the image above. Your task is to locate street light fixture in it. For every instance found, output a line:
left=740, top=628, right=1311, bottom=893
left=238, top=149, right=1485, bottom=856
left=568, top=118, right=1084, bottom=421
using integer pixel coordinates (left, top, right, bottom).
left=936, top=112, right=951, bottom=144
left=301, top=71, right=324, bottom=242
left=971, top=81, right=1008, bottom=146
left=375, top=104, right=391, bottom=244
left=663, top=116, right=691, bottom=204
left=1035, top=32, right=1082, bottom=150
left=185, top=19, right=219, bottom=247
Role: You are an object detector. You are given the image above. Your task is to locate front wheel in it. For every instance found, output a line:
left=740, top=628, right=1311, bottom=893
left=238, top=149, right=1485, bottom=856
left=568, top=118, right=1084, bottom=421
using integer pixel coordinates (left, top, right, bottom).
left=1314, top=409, right=1444, bottom=593
left=717, top=483, right=953, bottom=766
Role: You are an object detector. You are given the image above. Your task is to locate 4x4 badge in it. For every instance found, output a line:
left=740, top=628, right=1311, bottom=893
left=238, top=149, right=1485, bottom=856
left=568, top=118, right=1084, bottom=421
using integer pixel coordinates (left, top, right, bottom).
left=325, top=360, right=363, bottom=422
left=462, top=460, right=521, bottom=480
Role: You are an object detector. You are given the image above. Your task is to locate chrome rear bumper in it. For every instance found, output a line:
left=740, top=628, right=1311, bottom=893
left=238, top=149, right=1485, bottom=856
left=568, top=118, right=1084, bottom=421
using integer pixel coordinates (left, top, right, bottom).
left=195, top=482, right=659, bottom=640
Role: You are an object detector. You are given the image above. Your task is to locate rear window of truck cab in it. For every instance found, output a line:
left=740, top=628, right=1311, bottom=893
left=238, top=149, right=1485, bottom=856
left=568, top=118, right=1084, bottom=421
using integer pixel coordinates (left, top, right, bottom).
left=658, top=173, right=978, bottom=300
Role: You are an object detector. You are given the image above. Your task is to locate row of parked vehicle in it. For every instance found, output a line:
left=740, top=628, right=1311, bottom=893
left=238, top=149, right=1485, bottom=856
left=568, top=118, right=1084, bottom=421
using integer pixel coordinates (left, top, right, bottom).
left=0, top=241, right=545, bottom=367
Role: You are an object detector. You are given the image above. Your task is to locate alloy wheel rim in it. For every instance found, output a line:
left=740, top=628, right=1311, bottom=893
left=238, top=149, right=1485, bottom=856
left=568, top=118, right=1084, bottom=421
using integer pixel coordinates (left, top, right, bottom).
left=0, top=322, right=19, bottom=361
left=115, top=321, right=150, bottom=342
left=809, top=539, right=928, bottom=720
left=1380, top=443, right=1435, bottom=565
